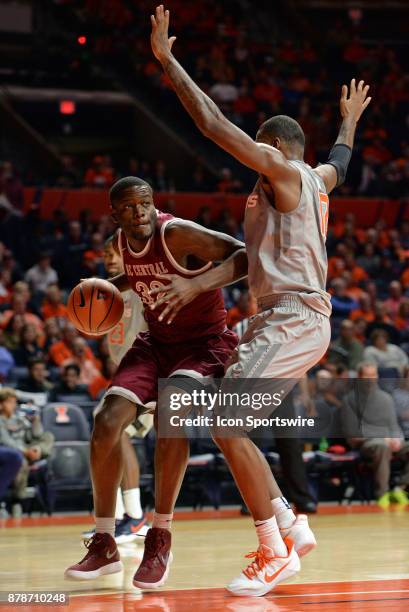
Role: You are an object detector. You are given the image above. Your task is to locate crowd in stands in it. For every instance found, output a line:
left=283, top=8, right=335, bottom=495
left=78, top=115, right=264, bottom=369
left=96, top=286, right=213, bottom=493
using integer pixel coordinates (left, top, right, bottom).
left=2, top=154, right=245, bottom=195
left=47, top=0, right=409, bottom=196
left=4, top=2, right=409, bottom=194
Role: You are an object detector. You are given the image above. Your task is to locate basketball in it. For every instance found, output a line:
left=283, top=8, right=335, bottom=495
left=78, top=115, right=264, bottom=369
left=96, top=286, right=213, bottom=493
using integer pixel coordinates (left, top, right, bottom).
left=67, top=278, right=124, bottom=336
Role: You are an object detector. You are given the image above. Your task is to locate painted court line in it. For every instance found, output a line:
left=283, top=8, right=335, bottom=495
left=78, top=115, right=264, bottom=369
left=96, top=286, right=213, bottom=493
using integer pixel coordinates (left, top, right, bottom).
left=272, top=589, right=409, bottom=599
left=301, top=597, right=409, bottom=605
left=69, top=586, right=409, bottom=599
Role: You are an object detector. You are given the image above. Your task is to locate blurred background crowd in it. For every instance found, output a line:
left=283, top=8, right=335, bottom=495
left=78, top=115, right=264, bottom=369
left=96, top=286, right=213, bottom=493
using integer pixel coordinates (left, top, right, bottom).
left=1, top=1, right=408, bottom=195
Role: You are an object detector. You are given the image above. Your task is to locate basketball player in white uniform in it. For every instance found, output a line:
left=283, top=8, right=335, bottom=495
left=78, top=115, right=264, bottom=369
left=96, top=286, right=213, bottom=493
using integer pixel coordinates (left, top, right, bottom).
left=84, top=236, right=152, bottom=543
left=151, top=5, right=371, bottom=596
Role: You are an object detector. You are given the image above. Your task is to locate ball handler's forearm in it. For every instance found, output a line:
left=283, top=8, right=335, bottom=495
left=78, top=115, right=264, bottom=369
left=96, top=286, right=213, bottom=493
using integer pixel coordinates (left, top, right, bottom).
left=195, top=248, right=248, bottom=294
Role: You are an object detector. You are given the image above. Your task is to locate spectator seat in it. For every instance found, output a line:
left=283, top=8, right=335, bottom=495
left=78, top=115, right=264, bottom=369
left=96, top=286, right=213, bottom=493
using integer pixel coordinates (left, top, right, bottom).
left=42, top=403, right=90, bottom=442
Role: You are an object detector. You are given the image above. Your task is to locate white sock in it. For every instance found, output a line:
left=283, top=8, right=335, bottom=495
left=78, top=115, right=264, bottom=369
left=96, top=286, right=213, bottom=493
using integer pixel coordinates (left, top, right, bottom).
left=152, top=511, right=173, bottom=531
left=123, top=488, right=143, bottom=519
left=115, top=488, right=125, bottom=520
left=254, top=516, right=287, bottom=556
left=271, top=496, right=296, bottom=530
left=95, top=516, right=115, bottom=538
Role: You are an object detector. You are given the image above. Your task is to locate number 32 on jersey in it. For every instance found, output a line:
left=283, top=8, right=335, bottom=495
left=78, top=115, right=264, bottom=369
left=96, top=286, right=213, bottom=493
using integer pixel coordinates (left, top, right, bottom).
left=319, top=192, right=329, bottom=238
left=134, top=280, right=165, bottom=306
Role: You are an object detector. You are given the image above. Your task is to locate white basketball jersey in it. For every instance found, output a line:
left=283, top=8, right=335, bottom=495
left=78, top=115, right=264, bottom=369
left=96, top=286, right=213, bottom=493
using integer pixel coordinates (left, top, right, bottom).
left=107, top=290, right=147, bottom=365
left=244, top=160, right=332, bottom=317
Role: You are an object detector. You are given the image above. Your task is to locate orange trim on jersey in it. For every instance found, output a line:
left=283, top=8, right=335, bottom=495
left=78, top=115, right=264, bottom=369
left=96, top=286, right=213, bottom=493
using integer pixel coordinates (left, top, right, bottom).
left=319, top=192, right=329, bottom=238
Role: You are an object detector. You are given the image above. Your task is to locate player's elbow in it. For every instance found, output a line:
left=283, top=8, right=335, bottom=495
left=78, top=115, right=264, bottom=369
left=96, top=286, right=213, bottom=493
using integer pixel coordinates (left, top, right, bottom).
left=200, top=110, right=226, bottom=139
left=200, top=117, right=219, bottom=138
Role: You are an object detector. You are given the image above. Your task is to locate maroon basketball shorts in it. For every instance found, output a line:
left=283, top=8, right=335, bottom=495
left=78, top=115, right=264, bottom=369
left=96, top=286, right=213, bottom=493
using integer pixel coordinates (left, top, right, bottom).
left=104, top=329, right=237, bottom=409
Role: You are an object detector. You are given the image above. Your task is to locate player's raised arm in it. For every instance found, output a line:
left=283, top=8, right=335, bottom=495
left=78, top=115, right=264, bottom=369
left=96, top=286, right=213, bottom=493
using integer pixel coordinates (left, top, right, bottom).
left=150, top=5, right=294, bottom=184
left=149, top=220, right=247, bottom=323
left=314, top=79, right=372, bottom=194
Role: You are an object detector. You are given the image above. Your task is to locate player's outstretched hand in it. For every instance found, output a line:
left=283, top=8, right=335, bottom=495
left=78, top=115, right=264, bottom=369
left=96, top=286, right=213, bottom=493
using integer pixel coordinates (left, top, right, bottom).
left=148, top=273, right=201, bottom=324
left=340, top=79, right=372, bottom=123
left=151, top=4, right=177, bottom=63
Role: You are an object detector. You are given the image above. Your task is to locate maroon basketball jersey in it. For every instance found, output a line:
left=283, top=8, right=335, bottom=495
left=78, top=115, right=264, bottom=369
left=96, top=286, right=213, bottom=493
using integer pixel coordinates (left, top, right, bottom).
left=118, top=212, right=227, bottom=343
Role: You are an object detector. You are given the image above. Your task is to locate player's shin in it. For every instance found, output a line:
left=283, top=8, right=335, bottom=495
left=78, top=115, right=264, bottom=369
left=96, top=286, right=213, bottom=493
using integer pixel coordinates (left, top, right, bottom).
left=214, top=436, right=275, bottom=521
left=132, top=436, right=188, bottom=589
left=64, top=397, right=135, bottom=580
left=213, top=436, right=300, bottom=595
left=154, top=436, right=190, bottom=514
left=91, top=397, right=136, bottom=519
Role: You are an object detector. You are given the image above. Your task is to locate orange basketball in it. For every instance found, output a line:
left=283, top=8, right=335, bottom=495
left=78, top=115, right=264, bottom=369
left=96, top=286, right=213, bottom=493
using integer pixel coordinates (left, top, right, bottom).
left=67, top=278, right=124, bottom=336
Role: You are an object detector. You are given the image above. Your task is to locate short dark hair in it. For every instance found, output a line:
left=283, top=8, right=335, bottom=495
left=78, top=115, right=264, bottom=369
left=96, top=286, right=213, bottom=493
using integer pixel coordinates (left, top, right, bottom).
left=64, top=364, right=80, bottom=376
left=256, top=115, right=305, bottom=150
left=28, top=357, right=46, bottom=370
left=109, top=176, right=152, bottom=206
left=370, top=329, right=389, bottom=344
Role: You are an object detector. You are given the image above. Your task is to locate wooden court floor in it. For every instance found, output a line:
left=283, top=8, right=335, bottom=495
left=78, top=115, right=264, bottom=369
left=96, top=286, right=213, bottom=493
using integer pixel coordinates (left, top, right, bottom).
left=1, top=506, right=409, bottom=611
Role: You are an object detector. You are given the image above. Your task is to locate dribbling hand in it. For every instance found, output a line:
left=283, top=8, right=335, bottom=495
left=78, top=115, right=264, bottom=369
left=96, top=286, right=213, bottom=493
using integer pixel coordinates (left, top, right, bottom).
left=150, top=5, right=177, bottom=63
left=340, top=78, right=372, bottom=123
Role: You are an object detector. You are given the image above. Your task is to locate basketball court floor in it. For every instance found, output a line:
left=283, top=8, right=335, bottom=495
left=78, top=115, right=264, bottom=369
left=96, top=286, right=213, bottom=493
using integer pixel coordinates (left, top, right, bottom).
left=1, top=505, right=408, bottom=611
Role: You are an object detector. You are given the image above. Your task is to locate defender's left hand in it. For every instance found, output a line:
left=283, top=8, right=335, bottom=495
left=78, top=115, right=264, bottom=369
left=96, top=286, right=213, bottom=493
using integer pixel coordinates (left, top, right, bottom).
left=149, top=273, right=201, bottom=324
left=151, top=4, right=177, bottom=63
left=340, top=79, right=371, bottom=123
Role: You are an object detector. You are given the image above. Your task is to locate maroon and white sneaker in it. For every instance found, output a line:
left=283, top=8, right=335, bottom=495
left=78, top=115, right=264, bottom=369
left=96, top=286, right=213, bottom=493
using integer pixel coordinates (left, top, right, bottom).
left=64, top=533, right=123, bottom=580
left=133, top=527, right=172, bottom=589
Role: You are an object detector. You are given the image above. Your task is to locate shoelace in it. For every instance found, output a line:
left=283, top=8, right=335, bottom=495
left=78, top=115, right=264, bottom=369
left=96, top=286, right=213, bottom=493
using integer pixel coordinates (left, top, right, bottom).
left=84, top=533, right=104, bottom=550
left=242, top=549, right=272, bottom=580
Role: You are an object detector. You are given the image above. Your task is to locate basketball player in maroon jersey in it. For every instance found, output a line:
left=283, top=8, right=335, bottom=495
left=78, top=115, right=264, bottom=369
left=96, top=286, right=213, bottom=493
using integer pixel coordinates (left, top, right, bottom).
left=65, top=176, right=246, bottom=582
left=150, top=4, right=371, bottom=597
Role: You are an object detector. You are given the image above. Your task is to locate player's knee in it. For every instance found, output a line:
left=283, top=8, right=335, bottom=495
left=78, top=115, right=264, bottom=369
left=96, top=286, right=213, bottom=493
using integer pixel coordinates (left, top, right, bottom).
left=93, top=410, right=119, bottom=442
left=93, top=398, right=129, bottom=441
left=213, top=433, right=251, bottom=461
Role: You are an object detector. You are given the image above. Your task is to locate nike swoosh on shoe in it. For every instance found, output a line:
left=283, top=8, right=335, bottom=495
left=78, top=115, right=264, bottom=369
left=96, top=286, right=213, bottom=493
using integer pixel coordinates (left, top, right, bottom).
left=264, top=559, right=291, bottom=583
left=106, top=549, right=117, bottom=560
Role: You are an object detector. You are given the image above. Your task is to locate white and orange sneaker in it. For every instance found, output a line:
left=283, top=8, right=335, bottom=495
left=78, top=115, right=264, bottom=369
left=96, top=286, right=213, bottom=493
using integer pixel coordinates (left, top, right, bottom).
left=226, top=536, right=300, bottom=597
left=280, top=514, right=317, bottom=558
